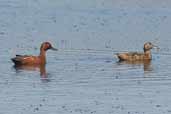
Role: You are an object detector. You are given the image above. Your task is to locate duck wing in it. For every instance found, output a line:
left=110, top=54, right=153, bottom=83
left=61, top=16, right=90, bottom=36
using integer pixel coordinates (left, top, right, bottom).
left=117, top=52, right=144, bottom=61
left=128, top=52, right=144, bottom=56
left=11, top=55, right=36, bottom=65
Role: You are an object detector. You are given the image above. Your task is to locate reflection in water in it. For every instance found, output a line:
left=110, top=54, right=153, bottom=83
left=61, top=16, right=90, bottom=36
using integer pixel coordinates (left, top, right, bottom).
left=13, top=64, right=50, bottom=82
left=117, top=60, right=153, bottom=72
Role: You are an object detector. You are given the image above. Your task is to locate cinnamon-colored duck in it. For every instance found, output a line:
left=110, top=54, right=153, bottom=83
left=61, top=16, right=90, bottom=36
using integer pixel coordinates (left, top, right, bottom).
left=117, top=42, right=159, bottom=61
left=11, top=42, right=57, bottom=65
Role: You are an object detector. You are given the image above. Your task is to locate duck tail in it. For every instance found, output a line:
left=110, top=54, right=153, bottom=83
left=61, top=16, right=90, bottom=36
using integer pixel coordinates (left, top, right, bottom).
left=116, top=53, right=124, bottom=62
left=11, top=57, right=22, bottom=65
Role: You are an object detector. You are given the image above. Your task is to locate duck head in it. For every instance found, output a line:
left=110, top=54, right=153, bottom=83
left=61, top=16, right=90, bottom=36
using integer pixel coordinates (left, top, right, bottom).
left=143, top=42, right=159, bottom=52
left=40, top=42, right=58, bottom=51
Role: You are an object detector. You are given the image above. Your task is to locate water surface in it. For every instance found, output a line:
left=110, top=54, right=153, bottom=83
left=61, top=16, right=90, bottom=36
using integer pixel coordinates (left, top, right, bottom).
left=0, top=0, right=171, bottom=114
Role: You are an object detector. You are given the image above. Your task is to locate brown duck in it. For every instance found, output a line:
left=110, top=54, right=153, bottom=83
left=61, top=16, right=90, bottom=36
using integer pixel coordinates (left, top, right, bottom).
left=117, top=42, right=158, bottom=61
left=11, top=42, right=58, bottom=65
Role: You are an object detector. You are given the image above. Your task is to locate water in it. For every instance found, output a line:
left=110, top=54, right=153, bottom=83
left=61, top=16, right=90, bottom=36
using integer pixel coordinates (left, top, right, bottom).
left=0, top=0, right=171, bottom=114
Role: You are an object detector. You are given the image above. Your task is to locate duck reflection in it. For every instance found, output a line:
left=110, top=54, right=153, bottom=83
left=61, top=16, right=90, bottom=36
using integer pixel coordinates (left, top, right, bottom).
left=13, top=64, right=50, bottom=82
left=117, top=60, right=153, bottom=72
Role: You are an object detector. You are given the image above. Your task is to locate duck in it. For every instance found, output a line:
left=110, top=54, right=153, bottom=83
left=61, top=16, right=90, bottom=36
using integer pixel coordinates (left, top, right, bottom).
left=11, top=42, right=58, bottom=65
left=117, top=42, right=158, bottom=61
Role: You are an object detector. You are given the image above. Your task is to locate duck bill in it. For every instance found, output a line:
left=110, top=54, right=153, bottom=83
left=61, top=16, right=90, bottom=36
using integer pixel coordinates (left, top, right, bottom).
left=51, top=47, right=58, bottom=51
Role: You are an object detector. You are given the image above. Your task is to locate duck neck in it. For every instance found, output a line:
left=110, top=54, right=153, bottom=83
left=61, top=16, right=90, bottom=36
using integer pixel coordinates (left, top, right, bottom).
left=39, top=49, right=46, bottom=65
left=144, top=49, right=152, bottom=60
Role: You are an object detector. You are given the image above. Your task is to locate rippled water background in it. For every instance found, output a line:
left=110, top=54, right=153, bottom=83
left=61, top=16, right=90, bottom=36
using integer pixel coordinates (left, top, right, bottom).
left=0, top=0, right=171, bottom=114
